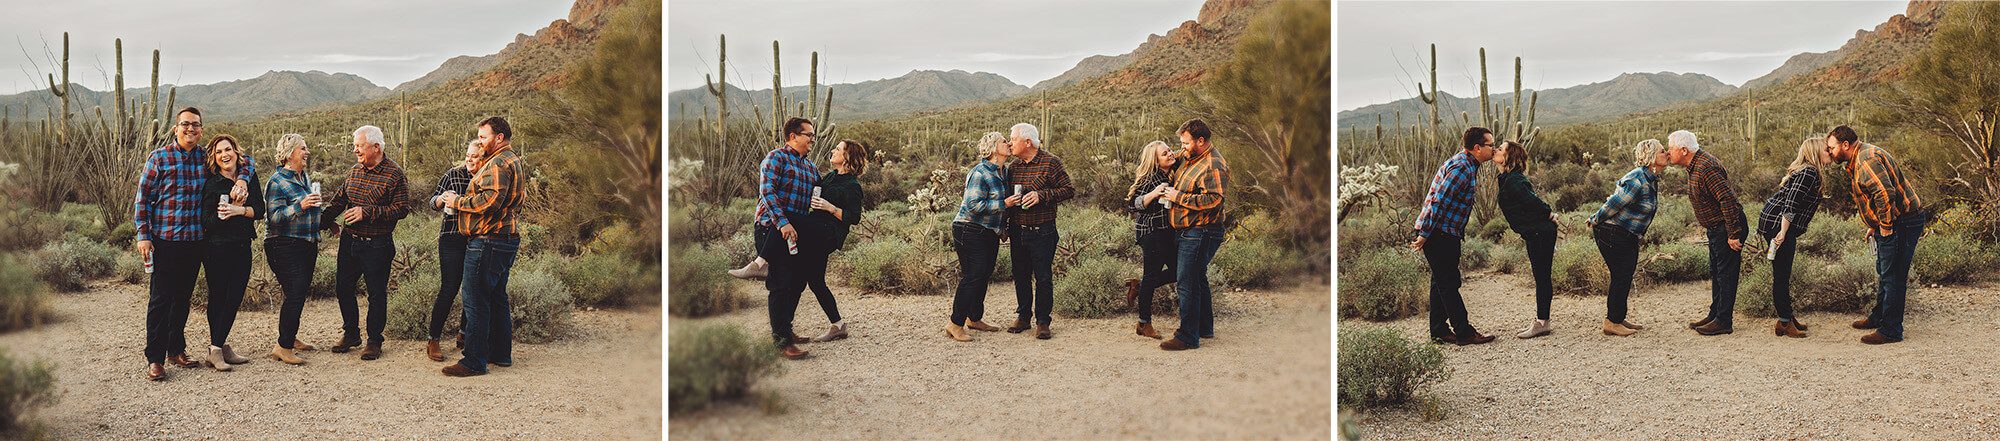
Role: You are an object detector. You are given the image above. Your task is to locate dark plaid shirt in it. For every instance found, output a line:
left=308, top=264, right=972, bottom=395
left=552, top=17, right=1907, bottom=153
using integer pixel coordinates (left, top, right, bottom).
left=1005, top=149, right=1075, bottom=226
left=1589, top=166, right=1660, bottom=237
left=264, top=167, right=322, bottom=242
left=1168, top=147, right=1230, bottom=229
left=1686, top=149, right=1747, bottom=240
left=1127, top=167, right=1174, bottom=237
left=755, top=145, right=818, bottom=229
left=1757, top=167, right=1822, bottom=240
left=453, top=147, right=524, bottom=237
left=430, top=165, right=473, bottom=234
left=953, top=159, right=1010, bottom=234
left=1413, top=151, right=1478, bottom=238
left=330, top=156, right=411, bottom=238
left=133, top=141, right=254, bottom=243
left=1847, top=143, right=1923, bottom=231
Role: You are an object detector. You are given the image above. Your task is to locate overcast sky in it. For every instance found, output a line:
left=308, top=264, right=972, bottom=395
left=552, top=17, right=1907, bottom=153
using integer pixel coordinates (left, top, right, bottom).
left=667, top=0, right=1206, bottom=93
left=0, top=0, right=573, bottom=95
left=1338, top=1, right=1909, bottom=111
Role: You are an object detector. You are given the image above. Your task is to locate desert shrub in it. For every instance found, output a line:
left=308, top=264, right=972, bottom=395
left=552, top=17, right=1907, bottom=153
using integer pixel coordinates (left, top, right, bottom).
left=386, top=266, right=451, bottom=341
left=105, top=223, right=136, bottom=250
left=1487, top=237, right=1529, bottom=274
left=1799, top=252, right=1878, bottom=314
left=1053, top=254, right=1127, bottom=318
left=508, top=268, right=575, bottom=344
left=991, top=246, right=1014, bottom=283
left=668, top=243, right=741, bottom=317
left=1071, top=154, right=1138, bottom=212
left=0, top=207, right=65, bottom=254
left=1642, top=241, right=1710, bottom=283
left=669, top=323, right=782, bottom=414
left=843, top=237, right=952, bottom=295
left=1458, top=236, right=1492, bottom=271
left=1056, top=207, right=1138, bottom=265
left=52, top=203, right=107, bottom=244
left=562, top=251, right=662, bottom=308
left=1912, top=229, right=1997, bottom=285
left=113, top=254, right=146, bottom=285
left=0, top=348, right=58, bottom=436
left=309, top=251, right=340, bottom=298
left=1337, top=249, right=1425, bottom=320
left=1472, top=214, right=1509, bottom=242
left=32, top=235, right=120, bottom=292
left=1799, top=215, right=1867, bottom=258
left=1338, top=326, right=1449, bottom=410
left=1644, top=200, right=1696, bottom=245
left=0, top=255, right=52, bottom=332
left=1214, top=236, right=1306, bottom=289
left=668, top=198, right=756, bottom=245
left=1551, top=238, right=1609, bottom=294
left=1337, top=210, right=1410, bottom=253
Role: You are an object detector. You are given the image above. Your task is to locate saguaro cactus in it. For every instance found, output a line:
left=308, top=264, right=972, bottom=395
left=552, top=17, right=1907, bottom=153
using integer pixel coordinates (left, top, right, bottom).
left=1741, top=89, right=1758, bottom=162
left=771, top=40, right=783, bottom=144
left=1414, top=44, right=1441, bottom=148
left=114, top=38, right=126, bottom=144
left=45, top=32, right=71, bottom=145
left=702, top=34, right=730, bottom=149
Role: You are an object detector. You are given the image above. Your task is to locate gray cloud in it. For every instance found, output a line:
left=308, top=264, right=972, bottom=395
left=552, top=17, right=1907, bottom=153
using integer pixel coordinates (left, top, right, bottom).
left=1338, top=1, right=1910, bottom=111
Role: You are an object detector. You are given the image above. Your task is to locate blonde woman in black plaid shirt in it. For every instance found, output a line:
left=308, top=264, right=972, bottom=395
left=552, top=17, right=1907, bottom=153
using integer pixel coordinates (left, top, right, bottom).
left=1123, top=140, right=1177, bottom=340
left=422, top=141, right=480, bottom=362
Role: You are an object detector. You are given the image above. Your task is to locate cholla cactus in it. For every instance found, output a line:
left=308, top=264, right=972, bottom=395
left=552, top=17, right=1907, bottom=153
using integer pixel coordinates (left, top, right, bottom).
left=666, top=157, right=705, bottom=191
left=1337, top=163, right=1400, bottom=222
left=906, top=168, right=958, bottom=213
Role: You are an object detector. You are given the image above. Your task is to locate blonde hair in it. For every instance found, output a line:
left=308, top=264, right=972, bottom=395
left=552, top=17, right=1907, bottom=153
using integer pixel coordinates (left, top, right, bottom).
left=274, top=134, right=307, bottom=167
left=1782, top=137, right=1830, bottom=189
left=976, top=131, right=1007, bottom=159
left=1633, top=139, right=1665, bottom=167
left=1134, top=140, right=1171, bottom=178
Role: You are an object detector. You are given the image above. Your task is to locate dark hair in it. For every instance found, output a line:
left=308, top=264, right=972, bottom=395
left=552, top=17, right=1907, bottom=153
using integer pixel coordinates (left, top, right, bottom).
left=478, top=116, right=512, bottom=141
left=1828, top=125, right=1858, bottom=144
left=177, top=107, right=201, bottom=118
left=1463, top=127, right=1493, bottom=150
left=1498, top=140, right=1528, bottom=173
left=837, top=139, right=871, bottom=176
left=784, top=117, right=814, bottom=140
left=1177, top=119, right=1211, bottom=141
left=204, top=134, right=241, bottom=175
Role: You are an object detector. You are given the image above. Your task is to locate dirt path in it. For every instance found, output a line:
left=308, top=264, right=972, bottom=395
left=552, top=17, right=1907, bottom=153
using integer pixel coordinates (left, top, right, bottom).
left=1344, top=271, right=2000, bottom=439
left=0, top=280, right=662, bottom=440
left=668, top=280, right=1333, bottom=440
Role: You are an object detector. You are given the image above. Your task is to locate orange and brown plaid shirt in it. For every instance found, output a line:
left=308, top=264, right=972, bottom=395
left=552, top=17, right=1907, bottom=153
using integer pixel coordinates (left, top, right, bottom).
left=453, top=146, right=525, bottom=237
left=1847, top=143, right=1922, bottom=231
left=331, top=156, right=411, bottom=237
left=1168, top=145, right=1229, bottom=229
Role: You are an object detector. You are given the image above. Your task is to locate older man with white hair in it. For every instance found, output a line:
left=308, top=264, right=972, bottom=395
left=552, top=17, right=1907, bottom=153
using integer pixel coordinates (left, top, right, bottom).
left=325, top=124, right=412, bottom=360
left=1665, top=130, right=1749, bottom=336
left=1002, top=122, right=1074, bottom=339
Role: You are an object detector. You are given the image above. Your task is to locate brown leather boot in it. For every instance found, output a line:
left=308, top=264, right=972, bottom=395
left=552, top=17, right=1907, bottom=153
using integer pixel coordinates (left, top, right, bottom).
left=426, top=340, right=446, bottom=362
left=268, top=345, right=305, bottom=365
left=360, top=342, right=382, bottom=360
left=442, top=363, right=485, bottom=377
left=1454, top=332, right=1496, bottom=345
left=778, top=344, right=809, bottom=360
left=1602, top=319, right=1635, bottom=336
left=1693, top=320, right=1733, bottom=336
left=167, top=353, right=200, bottom=368
left=964, top=320, right=1000, bottom=332
left=944, top=324, right=972, bottom=342
left=330, top=336, right=362, bottom=353
left=1860, top=331, right=1901, bottom=345
left=1160, top=338, right=1192, bottom=351
left=1136, top=322, right=1162, bottom=339
left=1775, top=320, right=1808, bottom=338
left=146, top=363, right=166, bottom=381
left=1122, top=278, right=1140, bottom=308
left=1035, top=324, right=1052, bottom=340
left=1688, top=317, right=1713, bottom=330
left=1007, top=318, right=1031, bottom=333
left=1852, top=318, right=1878, bottom=329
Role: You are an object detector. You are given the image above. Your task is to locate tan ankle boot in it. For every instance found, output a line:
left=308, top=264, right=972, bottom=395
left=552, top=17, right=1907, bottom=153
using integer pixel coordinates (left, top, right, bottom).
left=944, top=324, right=972, bottom=342
left=220, top=344, right=251, bottom=364
left=1602, top=319, right=1636, bottom=336
left=268, top=345, right=305, bottom=365
left=426, top=340, right=446, bottom=362
left=1136, top=322, right=1162, bottom=339
left=205, top=347, right=233, bottom=371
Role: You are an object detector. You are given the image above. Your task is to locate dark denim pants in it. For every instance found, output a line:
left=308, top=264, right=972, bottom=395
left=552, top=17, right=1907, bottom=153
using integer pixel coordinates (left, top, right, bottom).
left=265, top=237, right=317, bottom=349
left=145, top=240, right=203, bottom=364
left=1768, top=235, right=1800, bottom=322
left=950, top=222, right=1001, bottom=326
left=1171, top=224, right=1225, bottom=347
left=1009, top=223, right=1058, bottom=326
left=335, top=233, right=395, bottom=344
left=458, top=236, right=519, bottom=372
left=1136, top=229, right=1179, bottom=323
left=1592, top=224, right=1640, bottom=323
left=1704, top=227, right=1743, bottom=327
left=757, top=224, right=809, bottom=348
left=1422, top=233, right=1472, bottom=340
left=1869, top=211, right=1928, bottom=340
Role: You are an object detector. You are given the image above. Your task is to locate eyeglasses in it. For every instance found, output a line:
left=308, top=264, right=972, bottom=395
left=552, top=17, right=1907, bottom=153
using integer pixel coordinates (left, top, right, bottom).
left=178, top=122, right=203, bottom=128
left=798, top=132, right=817, bottom=138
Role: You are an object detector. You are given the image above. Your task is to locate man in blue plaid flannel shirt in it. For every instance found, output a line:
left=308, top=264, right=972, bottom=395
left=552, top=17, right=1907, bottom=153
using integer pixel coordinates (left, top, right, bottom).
left=757, top=117, right=821, bottom=360
left=1411, top=127, right=1497, bottom=346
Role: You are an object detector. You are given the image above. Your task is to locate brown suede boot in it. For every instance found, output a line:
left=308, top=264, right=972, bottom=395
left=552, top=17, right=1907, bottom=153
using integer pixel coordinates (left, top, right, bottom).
left=1122, top=278, right=1140, bottom=308
left=1136, top=322, right=1162, bottom=339
left=1602, top=319, right=1635, bottom=337
left=945, top=324, right=972, bottom=342
left=964, top=320, right=1001, bottom=332
left=1775, top=320, right=1808, bottom=338
left=1852, top=318, right=1878, bottom=329
left=426, top=340, right=446, bottom=362
left=1007, top=318, right=1031, bottom=333
left=268, top=345, right=305, bottom=365
left=204, top=347, right=233, bottom=372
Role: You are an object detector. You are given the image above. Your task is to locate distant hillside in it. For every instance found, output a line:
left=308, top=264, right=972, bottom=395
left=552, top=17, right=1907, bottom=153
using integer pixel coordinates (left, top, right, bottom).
left=1742, top=50, right=1840, bottom=90
left=396, top=54, right=502, bottom=92
left=1032, top=53, right=1134, bottom=91
left=669, top=69, right=1029, bottom=123
left=0, top=70, right=391, bottom=122
left=1338, top=72, right=1739, bottom=130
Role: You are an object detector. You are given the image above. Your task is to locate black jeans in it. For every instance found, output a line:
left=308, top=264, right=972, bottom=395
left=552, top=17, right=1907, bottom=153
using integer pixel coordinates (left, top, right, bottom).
left=1768, top=234, right=1799, bottom=321
left=1523, top=232, right=1557, bottom=321
left=1136, top=229, right=1178, bottom=323
left=265, top=237, right=317, bottom=350
left=1592, top=224, right=1640, bottom=323
left=1009, top=223, right=1058, bottom=326
left=202, top=239, right=252, bottom=347
left=757, top=224, right=809, bottom=347
left=144, top=240, right=203, bottom=364
left=950, top=222, right=1000, bottom=326
left=1422, top=233, right=1474, bottom=339
left=335, top=233, right=395, bottom=344
left=1704, top=227, right=1743, bottom=327
left=430, top=233, right=468, bottom=340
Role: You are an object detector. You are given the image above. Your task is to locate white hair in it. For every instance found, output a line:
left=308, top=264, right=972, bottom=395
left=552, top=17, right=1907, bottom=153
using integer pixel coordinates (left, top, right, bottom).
left=354, top=125, right=386, bottom=148
left=1010, top=123, right=1041, bottom=149
left=1667, top=130, right=1700, bottom=153
left=1633, top=139, right=1665, bottom=167
left=275, top=133, right=307, bottom=166
left=976, top=131, right=1007, bottom=158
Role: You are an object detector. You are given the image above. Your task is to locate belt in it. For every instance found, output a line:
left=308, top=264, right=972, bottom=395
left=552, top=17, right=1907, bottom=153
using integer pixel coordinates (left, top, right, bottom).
left=1012, top=223, right=1053, bottom=232
left=471, top=234, right=520, bottom=240
left=343, top=233, right=384, bottom=241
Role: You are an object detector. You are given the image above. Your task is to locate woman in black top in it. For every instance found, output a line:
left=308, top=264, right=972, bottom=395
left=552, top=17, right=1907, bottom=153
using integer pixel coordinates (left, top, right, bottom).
left=1123, top=141, right=1177, bottom=340
left=1756, top=139, right=1827, bottom=338
left=424, top=141, right=481, bottom=361
left=1493, top=140, right=1562, bottom=339
left=797, top=139, right=869, bottom=343
left=198, top=135, right=265, bottom=370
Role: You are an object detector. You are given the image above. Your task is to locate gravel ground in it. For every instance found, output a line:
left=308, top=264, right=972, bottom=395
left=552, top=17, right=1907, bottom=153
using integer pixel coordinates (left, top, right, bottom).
left=0, top=280, right=662, bottom=440
left=669, top=280, right=1334, bottom=440
left=1343, top=271, right=2000, bottom=439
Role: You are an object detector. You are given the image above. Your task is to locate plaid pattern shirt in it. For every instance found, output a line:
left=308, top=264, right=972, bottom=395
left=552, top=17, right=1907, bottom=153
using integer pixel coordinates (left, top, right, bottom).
left=453, top=147, right=524, bottom=237
left=1685, top=150, right=1747, bottom=240
left=264, top=167, right=322, bottom=242
left=1847, top=143, right=1923, bottom=230
left=953, top=159, right=1010, bottom=234
left=331, top=156, right=411, bottom=237
left=1413, top=152, right=1478, bottom=238
left=133, top=142, right=254, bottom=243
left=1006, top=150, right=1075, bottom=226
left=755, top=145, right=818, bottom=229
left=1757, top=167, right=1822, bottom=240
left=1127, top=167, right=1173, bottom=236
left=1589, top=166, right=1661, bottom=237
left=430, top=165, right=473, bottom=234
left=1168, top=148, right=1229, bottom=229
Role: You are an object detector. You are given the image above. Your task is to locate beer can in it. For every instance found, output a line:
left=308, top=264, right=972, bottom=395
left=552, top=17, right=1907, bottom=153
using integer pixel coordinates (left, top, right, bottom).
left=219, top=194, right=231, bottom=219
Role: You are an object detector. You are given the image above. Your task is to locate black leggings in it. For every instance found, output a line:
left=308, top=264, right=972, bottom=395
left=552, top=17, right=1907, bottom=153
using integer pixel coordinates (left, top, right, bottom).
left=265, top=237, right=316, bottom=349
left=802, top=246, right=841, bottom=324
left=1135, top=229, right=1177, bottom=323
left=203, top=240, right=252, bottom=347
left=1523, top=232, right=1556, bottom=321
left=1592, top=224, right=1640, bottom=323
left=950, top=223, right=1000, bottom=326
left=430, top=233, right=467, bottom=340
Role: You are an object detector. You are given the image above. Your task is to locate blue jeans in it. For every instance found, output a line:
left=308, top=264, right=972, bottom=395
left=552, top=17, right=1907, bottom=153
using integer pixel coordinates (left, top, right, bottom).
left=950, top=222, right=1000, bottom=326
left=1172, top=224, right=1226, bottom=347
left=1869, top=212, right=1927, bottom=340
left=458, top=237, right=519, bottom=372
left=1704, top=227, right=1743, bottom=327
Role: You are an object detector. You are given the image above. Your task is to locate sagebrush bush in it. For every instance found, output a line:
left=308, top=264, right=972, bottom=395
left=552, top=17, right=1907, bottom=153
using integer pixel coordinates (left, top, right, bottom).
left=508, top=268, right=576, bottom=344
left=0, top=348, right=58, bottom=436
left=0, top=254, right=53, bottom=332
left=1338, top=326, right=1449, bottom=410
left=1551, top=237, right=1609, bottom=294
left=1056, top=207, right=1138, bottom=264
left=843, top=237, right=952, bottom=295
left=1642, top=241, right=1710, bottom=283
left=1645, top=201, right=1696, bottom=246
left=562, top=251, right=662, bottom=308
left=1214, top=236, right=1305, bottom=289
left=1736, top=263, right=1777, bottom=318
left=1799, top=215, right=1867, bottom=259
left=668, top=244, right=742, bottom=317
left=1337, top=249, right=1425, bottom=320
left=1458, top=236, right=1492, bottom=271
left=668, top=198, right=757, bottom=245
left=1739, top=250, right=1878, bottom=317
left=385, top=266, right=454, bottom=341
left=669, top=323, right=782, bottom=414
left=1912, top=229, right=1997, bottom=285
left=1053, top=254, right=1127, bottom=318
left=1337, top=211, right=1410, bottom=254
left=991, top=246, right=1013, bottom=283
left=1487, top=237, right=1529, bottom=274
left=113, top=254, right=146, bottom=285
left=53, top=203, right=106, bottom=244
left=32, top=235, right=120, bottom=292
